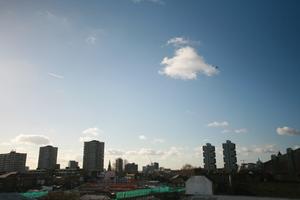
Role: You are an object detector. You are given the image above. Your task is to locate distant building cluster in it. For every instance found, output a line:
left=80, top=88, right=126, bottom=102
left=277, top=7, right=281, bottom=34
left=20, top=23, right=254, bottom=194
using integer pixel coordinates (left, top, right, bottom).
left=0, top=138, right=299, bottom=183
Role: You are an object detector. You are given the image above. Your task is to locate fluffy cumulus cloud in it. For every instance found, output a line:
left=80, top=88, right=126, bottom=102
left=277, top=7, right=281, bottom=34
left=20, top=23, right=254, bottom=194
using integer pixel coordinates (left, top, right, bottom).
left=79, top=127, right=102, bottom=142
left=277, top=126, right=300, bottom=136
left=12, top=134, right=50, bottom=145
left=207, top=121, right=229, bottom=127
left=159, top=46, right=219, bottom=80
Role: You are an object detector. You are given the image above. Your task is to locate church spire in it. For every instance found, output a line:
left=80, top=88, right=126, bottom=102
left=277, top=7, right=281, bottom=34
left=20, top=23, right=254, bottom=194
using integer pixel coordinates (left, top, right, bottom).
left=108, top=160, right=112, bottom=171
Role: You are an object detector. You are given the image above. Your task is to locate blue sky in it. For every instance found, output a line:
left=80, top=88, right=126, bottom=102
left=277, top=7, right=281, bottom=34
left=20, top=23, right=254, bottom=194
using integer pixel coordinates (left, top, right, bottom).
left=0, top=0, right=299, bottom=170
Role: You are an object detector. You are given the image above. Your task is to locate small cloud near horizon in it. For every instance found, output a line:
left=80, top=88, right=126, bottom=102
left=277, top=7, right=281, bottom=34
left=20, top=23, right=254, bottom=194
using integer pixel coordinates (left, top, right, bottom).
left=207, top=121, right=229, bottom=127
left=277, top=126, right=300, bottom=136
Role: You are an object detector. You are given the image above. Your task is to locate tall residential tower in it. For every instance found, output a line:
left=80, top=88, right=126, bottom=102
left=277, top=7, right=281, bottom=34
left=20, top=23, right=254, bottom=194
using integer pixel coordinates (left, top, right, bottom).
left=83, top=140, right=105, bottom=173
left=37, top=145, right=58, bottom=170
left=203, top=143, right=216, bottom=172
left=222, top=140, right=238, bottom=173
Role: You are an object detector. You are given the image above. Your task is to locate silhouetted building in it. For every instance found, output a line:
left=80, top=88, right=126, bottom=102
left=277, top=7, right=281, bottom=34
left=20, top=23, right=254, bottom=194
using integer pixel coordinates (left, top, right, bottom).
left=68, top=160, right=79, bottom=169
left=37, top=145, right=58, bottom=170
left=115, top=158, right=123, bottom=175
left=142, top=162, right=159, bottom=174
left=0, top=151, right=26, bottom=172
left=222, top=140, right=237, bottom=173
left=203, top=143, right=216, bottom=172
left=107, top=160, right=112, bottom=171
left=264, top=147, right=300, bottom=181
left=124, top=163, right=138, bottom=174
left=83, top=140, right=104, bottom=173
left=153, top=162, right=159, bottom=170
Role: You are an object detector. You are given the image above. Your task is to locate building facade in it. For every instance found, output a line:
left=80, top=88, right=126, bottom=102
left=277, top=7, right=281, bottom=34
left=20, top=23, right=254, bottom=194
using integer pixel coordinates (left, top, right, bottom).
left=124, top=163, right=138, bottom=174
left=142, top=162, right=159, bottom=174
left=222, top=140, right=238, bottom=173
left=264, top=147, right=300, bottom=181
left=68, top=160, right=79, bottom=169
left=37, top=145, right=58, bottom=170
left=115, top=158, right=123, bottom=174
left=203, top=143, right=216, bottom=172
left=0, top=151, right=27, bottom=172
left=83, top=140, right=105, bottom=172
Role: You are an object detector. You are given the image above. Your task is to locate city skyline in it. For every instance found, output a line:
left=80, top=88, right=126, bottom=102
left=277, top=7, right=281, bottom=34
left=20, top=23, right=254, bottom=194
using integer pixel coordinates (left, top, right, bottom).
left=0, top=0, right=300, bottom=170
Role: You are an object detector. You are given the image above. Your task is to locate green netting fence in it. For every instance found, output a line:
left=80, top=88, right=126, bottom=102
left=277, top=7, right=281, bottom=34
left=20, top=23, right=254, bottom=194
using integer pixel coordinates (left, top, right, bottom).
left=21, top=191, right=48, bottom=199
left=115, top=186, right=185, bottom=199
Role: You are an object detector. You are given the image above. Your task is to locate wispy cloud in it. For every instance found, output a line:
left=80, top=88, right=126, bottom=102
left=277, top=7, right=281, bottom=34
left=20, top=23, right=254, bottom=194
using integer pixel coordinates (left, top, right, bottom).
left=86, top=34, right=97, bottom=45
left=37, top=11, right=69, bottom=27
left=234, top=128, right=248, bottom=134
left=207, top=121, right=229, bottom=128
left=159, top=45, right=219, bottom=80
left=221, top=128, right=248, bottom=134
left=277, top=126, right=300, bottom=136
left=106, top=149, right=125, bottom=156
left=238, top=144, right=277, bottom=155
left=48, top=72, right=64, bottom=79
left=125, top=147, right=182, bottom=158
left=167, top=37, right=199, bottom=47
left=131, top=0, right=164, bottom=5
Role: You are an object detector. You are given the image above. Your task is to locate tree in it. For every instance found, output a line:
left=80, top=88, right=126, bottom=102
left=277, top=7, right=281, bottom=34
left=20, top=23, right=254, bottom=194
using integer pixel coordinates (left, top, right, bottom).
left=182, top=164, right=194, bottom=170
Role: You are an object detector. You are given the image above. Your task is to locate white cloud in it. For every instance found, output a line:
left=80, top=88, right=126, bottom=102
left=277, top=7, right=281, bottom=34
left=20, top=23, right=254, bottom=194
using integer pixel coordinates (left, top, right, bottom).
left=167, top=37, right=191, bottom=47
left=139, top=148, right=164, bottom=156
left=106, top=149, right=125, bottom=156
left=38, top=11, right=69, bottom=27
left=159, top=46, right=219, bottom=80
left=123, top=147, right=182, bottom=159
left=293, top=145, right=300, bottom=150
left=208, top=121, right=229, bottom=128
left=162, top=147, right=182, bottom=158
left=238, top=144, right=277, bottom=156
left=83, top=127, right=101, bottom=136
left=139, top=135, right=147, bottom=140
left=48, top=72, right=64, bottom=79
left=221, top=128, right=247, bottom=134
left=234, top=128, right=248, bottom=134
left=277, top=126, right=300, bottom=136
left=221, top=129, right=231, bottom=133
left=79, top=127, right=102, bottom=142
left=12, top=134, right=50, bottom=145
left=86, top=34, right=97, bottom=45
